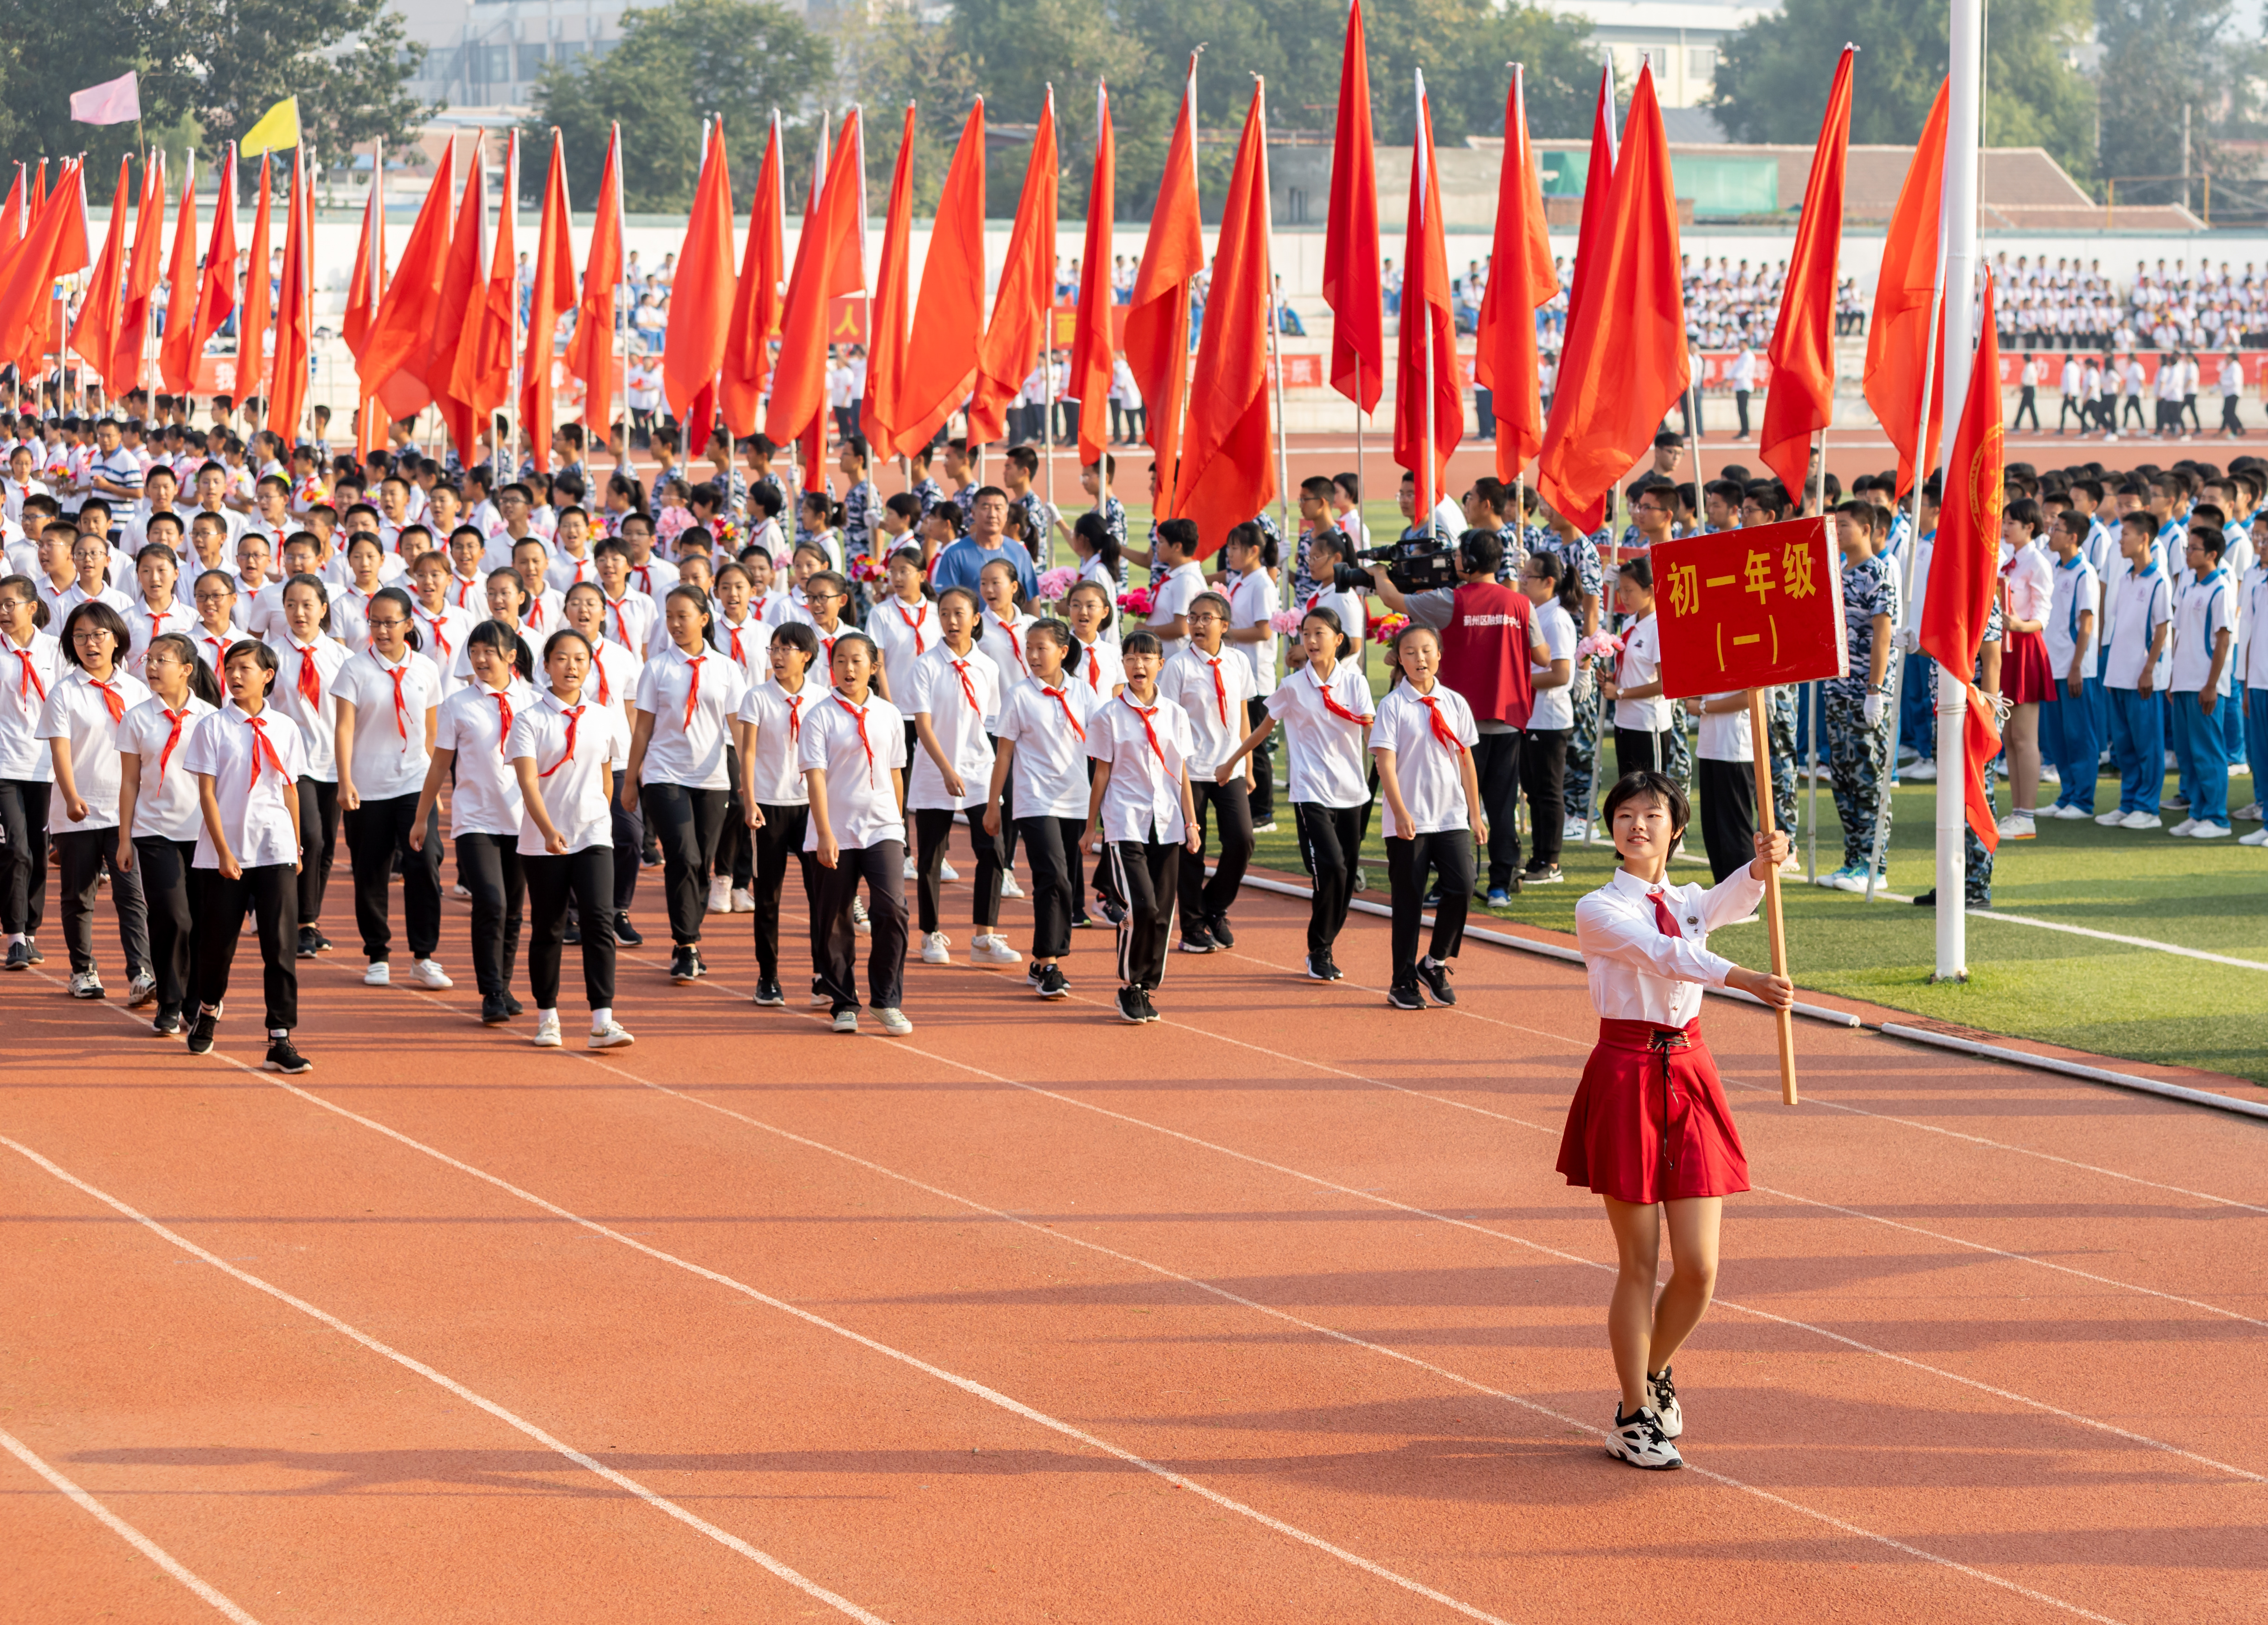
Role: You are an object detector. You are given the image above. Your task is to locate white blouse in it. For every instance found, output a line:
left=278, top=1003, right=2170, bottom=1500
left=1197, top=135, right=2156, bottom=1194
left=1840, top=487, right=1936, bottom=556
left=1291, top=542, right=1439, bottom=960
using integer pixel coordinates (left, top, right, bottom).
left=798, top=689, right=907, bottom=850
left=736, top=679, right=814, bottom=807
left=1262, top=660, right=1375, bottom=808
left=906, top=645, right=1000, bottom=812
left=334, top=647, right=443, bottom=801
left=435, top=679, right=537, bottom=838
left=997, top=676, right=1098, bottom=818
left=632, top=642, right=748, bottom=789
left=1371, top=680, right=1478, bottom=838
left=182, top=700, right=308, bottom=871
left=36, top=666, right=152, bottom=829
left=0, top=630, right=61, bottom=780
left=1159, top=646, right=1253, bottom=779
left=1227, top=565, right=1280, bottom=698
left=868, top=596, right=938, bottom=688
left=1087, top=693, right=1193, bottom=844
left=272, top=634, right=353, bottom=781
left=508, top=690, right=630, bottom=856
left=1574, top=864, right=1767, bottom=1027
left=118, top=693, right=217, bottom=841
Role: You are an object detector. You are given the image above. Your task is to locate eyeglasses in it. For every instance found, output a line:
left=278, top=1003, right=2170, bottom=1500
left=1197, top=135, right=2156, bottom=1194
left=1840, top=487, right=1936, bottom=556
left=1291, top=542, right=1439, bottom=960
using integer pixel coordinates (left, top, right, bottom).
left=366, top=617, right=408, bottom=630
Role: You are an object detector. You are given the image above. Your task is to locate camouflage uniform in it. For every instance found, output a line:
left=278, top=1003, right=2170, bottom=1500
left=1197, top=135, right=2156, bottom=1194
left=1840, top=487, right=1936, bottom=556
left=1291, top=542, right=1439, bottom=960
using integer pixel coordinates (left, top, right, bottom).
left=1927, top=600, right=2004, bottom=906
left=1825, top=552, right=1900, bottom=874
left=1766, top=686, right=1799, bottom=832
left=1558, top=528, right=1608, bottom=822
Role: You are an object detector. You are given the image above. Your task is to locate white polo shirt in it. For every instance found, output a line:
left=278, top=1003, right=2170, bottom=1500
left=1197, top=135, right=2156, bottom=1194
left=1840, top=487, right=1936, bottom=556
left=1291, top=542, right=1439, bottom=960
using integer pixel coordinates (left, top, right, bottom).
left=1528, top=600, right=1578, bottom=732
left=1613, top=613, right=1673, bottom=732
left=436, top=679, right=537, bottom=838
left=584, top=637, right=643, bottom=715
left=1227, top=565, right=1281, bottom=699
left=508, top=689, right=630, bottom=856
left=997, top=676, right=1099, bottom=818
left=36, top=666, right=152, bottom=829
left=408, top=600, right=478, bottom=672
left=979, top=609, right=1036, bottom=687
left=596, top=589, right=659, bottom=656
left=1158, top=645, right=1253, bottom=779
left=2172, top=570, right=2235, bottom=696
left=0, top=631, right=62, bottom=780
left=1263, top=660, right=1375, bottom=808
left=2104, top=566, right=2173, bottom=691
left=1067, top=635, right=1124, bottom=700
left=182, top=700, right=307, bottom=870
left=633, top=642, right=748, bottom=789
left=868, top=595, right=938, bottom=688
left=335, top=646, right=443, bottom=800
left=798, top=689, right=908, bottom=850
left=122, top=597, right=196, bottom=677
left=1695, top=691, right=1754, bottom=764
left=735, top=679, right=816, bottom=807
left=1087, top=692, right=1193, bottom=844
left=906, top=645, right=1001, bottom=812
left=1146, top=559, right=1207, bottom=658
left=710, top=613, right=774, bottom=688
left=1372, top=680, right=1479, bottom=838
left=118, top=693, right=217, bottom=841
left=272, top=633, right=354, bottom=781
left=2045, top=554, right=2100, bottom=682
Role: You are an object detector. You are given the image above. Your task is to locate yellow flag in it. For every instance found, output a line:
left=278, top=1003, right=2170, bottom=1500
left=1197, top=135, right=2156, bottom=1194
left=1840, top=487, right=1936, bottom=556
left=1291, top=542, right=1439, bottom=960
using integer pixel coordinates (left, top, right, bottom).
left=240, top=96, right=301, bottom=155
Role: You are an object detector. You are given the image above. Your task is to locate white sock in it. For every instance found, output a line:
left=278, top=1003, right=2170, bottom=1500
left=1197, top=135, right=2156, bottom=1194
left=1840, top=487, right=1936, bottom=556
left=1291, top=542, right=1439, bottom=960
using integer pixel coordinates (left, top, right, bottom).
left=591, top=1006, right=613, bottom=1031
left=268, top=1028, right=288, bottom=1040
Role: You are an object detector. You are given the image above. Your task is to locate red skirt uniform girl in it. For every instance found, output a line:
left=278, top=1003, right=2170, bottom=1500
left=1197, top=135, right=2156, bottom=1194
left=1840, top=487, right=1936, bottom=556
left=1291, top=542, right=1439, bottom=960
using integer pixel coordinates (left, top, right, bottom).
left=1560, top=769, right=1792, bottom=1471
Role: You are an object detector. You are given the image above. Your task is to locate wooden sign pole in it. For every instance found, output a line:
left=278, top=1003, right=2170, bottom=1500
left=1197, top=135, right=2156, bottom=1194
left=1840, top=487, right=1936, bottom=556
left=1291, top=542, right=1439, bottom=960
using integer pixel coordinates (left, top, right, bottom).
left=1747, top=689, right=1798, bottom=1104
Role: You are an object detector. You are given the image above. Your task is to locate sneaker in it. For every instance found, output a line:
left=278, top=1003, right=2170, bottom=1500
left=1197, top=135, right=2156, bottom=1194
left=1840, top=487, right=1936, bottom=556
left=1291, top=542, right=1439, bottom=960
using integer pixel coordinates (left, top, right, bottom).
left=1386, top=979, right=1425, bottom=1011
left=940, top=860, right=961, bottom=881
left=1905, top=759, right=1937, bottom=782
left=452, top=882, right=472, bottom=900
left=1521, top=863, right=1565, bottom=886
left=505, top=994, right=524, bottom=1016
left=1485, top=887, right=1512, bottom=907
left=1646, top=1368, right=1683, bottom=1439
left=22, top=938, right=41, bottom=964
left=262, top=1037, right=314, bottom=1074
left=1116, top=985, right=1149, bottom=1023
left=1096, top=895, right=1126, bottom=927
left=1206, top=912, right=1235, bottom=949
left=1562, top=816, right=1590, bottom=841
left=2094, top=809, right=2128, bottom=827
left=2047, top=803, right=2093, bottom=820
left=2239, top=827, right=2268, bottom=846
left=1416, top=957, right=1457, bottom=1007
left=1034, top=963, right=1070, bottom=1000
left=1250, top=820, right=1279, bottom=835
left=363, top=961, right=391, bottom=986
left=185, top=1013, right=217, bottom=1055
left=875, top=1006, right=913, bottom=1036
left=810, top=979, right=834, bottom=1008
left=3, top=940, right=26, bottom=970
left=852, top=896, right=871, bottom=935
left=588, top=1021, right=636, bottom=1049
left=2234, top=802, right=2263, bottom=822
left=920, top=930, right=953, bottom=965
left=752, top=977, right=785, bottom=1006
left=1996, top=812, right=2037, bottom=840
left=306, top=930, right=331, bottom=954
left=1137, top=989, right=1162, bottom=1023
left=127, top=972, right=157, bottom=1008
left=296, top=928, right=320, bottom=960
left=730, top=886, right=755, bottom=913
left=670, top=946, right=700, bottom=984
left=481, top=993, right=513, bottom=1025
left=1827, top=863, right=1870, bottom=892
left=533, top=1013, right=563, bottom=1047
left=2191, top=822, right=2233, bottom=839
left=1178, top=924, right=1217, bottom=954
left=1305, top=953, right=1343, bottom=982
left=563, top=915, right=582, bottom=945
left=614, top=913, right=643, bottom=946
left=2119, top=810, right=2164, bottom=830
left=1777, top=854, right=1804, bottom=875
left=706, top=876, right=732, bottom=913
left=1605, top=1406, right=1683, bottom=1471
left=68, top=969, right=103, bottom=999
left=971, top=934, right=1022, bottom=967
left=410, top=958, right=453, bottom=990
left=1070, top=907, right=1094, bottom=930
left=152, top=1005, right=183, bottom=1037
left=998, top=873, right=1026, bottom=900
left=2165, top=794, right=2192, bottom=812
left=903, top=854, right=920, bottom=881
left=2169, top=817, right=2198, bottom=837
left=832, top=1007, right=859, bottom=1034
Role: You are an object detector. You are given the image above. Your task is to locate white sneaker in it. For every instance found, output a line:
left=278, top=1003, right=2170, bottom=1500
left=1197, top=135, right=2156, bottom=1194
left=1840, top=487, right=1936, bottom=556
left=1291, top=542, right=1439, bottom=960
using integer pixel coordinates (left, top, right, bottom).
left=921, top=930, right=952, bottom=965
left=875, top=1006, right=912, bottom=1036
left=730, top=886, right=755, bottom=912
left=1905, top=760, right=1937, bottom=782
left=940, top=860, right=960, bottom=881
left=971, top=933, right=1023, bottom=966
left=831, top=1008, right=859, bottom=1033
left=998, top=873, right=1026, bottom=899
left=1562, top=816, right=1590, bottom=841
left=1777, top=854, right=1803, bottom=875
left=410, top=958, right=454, bottom=989
left=1604, top=1406, right=1683, bottom=1471
left=452, top=882, right=472, bottom=900
left=1250, top=820, right=1279, bottom=835
left=1646, top=1368, right=1683, bottom=1439
left=2048, top=804, right=2092, bottom=820
left=2093, top=810, right=2127, bottom=827
left=852, top=896, right=871, bottom=935
left=2191, top=822, right=2233, bottom=839
left=1996, top=812, right=2036, bottom=840
left=363, top=961, right=391, bottom=987
left=706, top=876, right=732, bottom=913
left=2119, top=810, right=2164, bottom=830
left=587, top=1021, right=635, bottom=1049
left=903, top=855, right=920, bottom=880
left=2233, top=801, right=2262, bottom=822
left=2169, top=817, right=2198, bottom=837
left=2238, top=827, right=2268, bottom=846
left=2038, top=765, right=2061, bottom=785
left=532, top=1013, right=562, bottom=1048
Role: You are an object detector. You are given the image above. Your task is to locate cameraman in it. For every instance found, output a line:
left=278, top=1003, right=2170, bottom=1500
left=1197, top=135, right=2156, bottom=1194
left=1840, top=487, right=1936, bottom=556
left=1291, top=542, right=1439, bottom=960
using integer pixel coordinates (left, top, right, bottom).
left=1370, top=529, right=1553, bottom=902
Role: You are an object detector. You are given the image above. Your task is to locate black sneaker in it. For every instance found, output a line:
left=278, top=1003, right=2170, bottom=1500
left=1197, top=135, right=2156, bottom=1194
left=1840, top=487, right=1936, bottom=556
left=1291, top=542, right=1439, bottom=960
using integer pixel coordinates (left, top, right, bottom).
left=1096, top=896, right=1126, bottom=927
left=23, top=938, right=43, bottom=964
left=1206, top=913, right=1235, bottom=949
left=1910, top=887, right=1936, bottom=907
left=152, top=1004, right=183, bottom=1036
left=752, top=977, right=785, bottom=1008
left=1520, top=863, right=1564, bottom=886
left=263, top=1036, right=314, bottom=1074
left=1070, top=908, right=1094, bottom=929
left=1416, top=957, right=1457, bottom=1007
left=670, top=946, right=700, bottom=984
left=1115, top=985, right=1147, bottom=1023
left=4, top=940, right=27, bottom=970
left=1305, top=952, right=1342, bottom=982
left=1035, top=963, right=1070, bottom=1000
left=185, top=1013, right=217, bottom=1055
left=1387, top=979, right=1425, bottom=1011
left=481, top=993, right=513, bottom=1025
left=1137, top=988, right=1162, bottom=1023
left=563, top=914, right=582, bottom=945
left=505, top=994, right=524, bottom=1016
left=614, top=912, right=643, bottom=946
left=1177, top=924, right=1216, bottom=953
left=296, top=928, right=320, bottom=960
left=308, top=929, right=332, bottom=953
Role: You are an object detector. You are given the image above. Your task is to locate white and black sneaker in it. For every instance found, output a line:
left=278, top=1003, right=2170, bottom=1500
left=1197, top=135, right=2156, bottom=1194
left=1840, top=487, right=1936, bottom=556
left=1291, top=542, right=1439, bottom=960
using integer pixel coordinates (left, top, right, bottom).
left=1605, top=1405, right=1683, bottom=1470
left=1646, top=1367, right=1683, bottom=1439
left=1115, top=985, right=1147, bottom=1024
left=1034, top=963, right=1070, bottom=1000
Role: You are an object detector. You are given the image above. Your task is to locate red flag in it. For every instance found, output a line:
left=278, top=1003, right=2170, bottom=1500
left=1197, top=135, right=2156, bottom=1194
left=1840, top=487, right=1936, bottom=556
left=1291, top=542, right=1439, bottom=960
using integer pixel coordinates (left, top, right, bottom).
left=969, top=90, right=1057, bottom=445
left=520, top=130, right=577, bottom=468
left=1124, top=58, right=1203, bottom=513
left=341, top=147, right=385, bottom=357
left=1864, top=78, right=1950, bottom=497
left=718, top=115, right=783, bottom=440
left=1534, top=63, right=1688, bottom=534
left=569, top=123, right=625, bottom=436
left=186, top=148, right=239, bottom=380
left=154, top=155, right=199, bottom=392
left=896, top=100, right=987, bottom=456
left=1323, top=0, right=1382, bottom=414
left=0, top=167, right=26, bottom=295
left=355, top=138, right=451, bottom=413
left=1474, top=67, right=1558, bottom=480
left=765, top=109, right=867, bottom=453
left=1760, top=48, right=1854, bottom=503
left=424, top=144, right=486, bottom=459
left=268, top=149, right=312, bottom=440
left=240, top=155, right=274, bottom=390
left=1169, top=81, right=1275, bottom=555
left=862, top=104, right=918, bottom=459
left=1394, top=73, right=1459, bottom=515
left=69, top=157, right=131, bottom=387
left=113, top=156, right=166, bottom=393
left=451, top=132, right=517, bottom=442
left=1919, top=270, right=2005, bottom=851
left=664, top=117, right=734, bottom=427
left=1563, top=64, right=1619, bottom=338
left=1068, top=84, right=1116, bottom=467
left=0, top=160, right=87, bottom=374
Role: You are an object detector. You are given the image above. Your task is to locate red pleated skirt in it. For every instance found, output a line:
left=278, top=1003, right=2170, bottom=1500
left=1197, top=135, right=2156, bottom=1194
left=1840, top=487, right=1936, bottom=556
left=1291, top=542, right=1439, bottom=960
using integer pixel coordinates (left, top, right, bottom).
left=2003, top=627, right=2056, bottom=706
left=1557, top=1019, right=1751, bottom=1204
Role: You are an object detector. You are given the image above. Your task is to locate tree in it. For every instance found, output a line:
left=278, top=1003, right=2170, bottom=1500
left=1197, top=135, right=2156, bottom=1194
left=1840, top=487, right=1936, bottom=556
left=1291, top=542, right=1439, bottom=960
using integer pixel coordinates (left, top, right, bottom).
left=1706, top=0, right=2094, bottom=181
left=2095, top=0, right=2249, bottom=202
left=526, top=0, right=835, bottom=212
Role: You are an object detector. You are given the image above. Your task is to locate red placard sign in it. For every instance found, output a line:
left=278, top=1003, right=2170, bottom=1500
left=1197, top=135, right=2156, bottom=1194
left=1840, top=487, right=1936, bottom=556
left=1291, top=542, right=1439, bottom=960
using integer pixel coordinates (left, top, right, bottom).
left=1651, top=516, right=1848, bottom=700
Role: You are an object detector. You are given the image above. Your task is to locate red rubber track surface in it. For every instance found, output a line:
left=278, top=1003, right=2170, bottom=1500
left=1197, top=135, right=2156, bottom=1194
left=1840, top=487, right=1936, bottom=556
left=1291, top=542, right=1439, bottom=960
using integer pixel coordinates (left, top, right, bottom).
left=4, top=832, right=2262, bottom=1625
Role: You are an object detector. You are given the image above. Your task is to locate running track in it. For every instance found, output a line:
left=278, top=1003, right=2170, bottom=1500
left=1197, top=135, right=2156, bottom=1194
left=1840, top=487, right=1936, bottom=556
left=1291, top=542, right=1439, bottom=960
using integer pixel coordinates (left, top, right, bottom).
left=4, top=840, right=2262, bottom=1625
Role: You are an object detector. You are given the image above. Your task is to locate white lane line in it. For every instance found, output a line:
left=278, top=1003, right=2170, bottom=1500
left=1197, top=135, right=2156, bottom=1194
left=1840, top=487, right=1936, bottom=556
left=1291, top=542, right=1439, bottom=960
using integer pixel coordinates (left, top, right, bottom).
left=0, top=1426, right=265, bottom=1624
left=0, top=1133, right=893, bottom=1625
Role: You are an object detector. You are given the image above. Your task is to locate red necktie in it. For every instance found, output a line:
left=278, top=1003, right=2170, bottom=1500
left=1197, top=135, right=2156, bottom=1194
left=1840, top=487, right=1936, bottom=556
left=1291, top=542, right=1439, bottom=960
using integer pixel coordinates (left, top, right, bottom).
left=681, top=653, right=706, bottom=729
left=1419, top=694, right=1465, bottom=755
left=1044, top=684, right=1086, bottom=741
left=1312, top=671, right=1368, bottom=727
left=1649, top=889, right=1683, bottom=939
left=898, top=603, right=927, bottom=655
left=1204, top=656, right=1228, bottom=726
left=1083, top=645, right=1100, bottom=688
left=157, top=707, right=188, bottom=777
left=1123, top=697, right=1164, bottom=762
left=836, top=693, right=877, bottom=785
left=384, top=662, right=411, bottom=740
left=491, top=687, right=514, bottom=749
left=245, top=713, right=286, bottom=790
left=295, top=643, right=321, bottom=709
left=539, top=704, right=584, bottom=777
left=12, top=647, right=43, bottom=702
left=91, top=678, right=126, bottom=723
left=951, top=658, right=982, bottom=715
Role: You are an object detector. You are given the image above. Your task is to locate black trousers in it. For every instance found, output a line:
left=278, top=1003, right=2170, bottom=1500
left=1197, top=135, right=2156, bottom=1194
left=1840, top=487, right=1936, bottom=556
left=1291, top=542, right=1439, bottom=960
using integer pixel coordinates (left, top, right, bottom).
left=1105, top=835, right=1179, bottom=991
left=53, top=826, right=149, bottom=978
left=1015, top=815, right=1086, bottom=959
left=525, top=846, right=616, bottom=1010
left=342, top=791, right=441, bottom=962
left=1245, top=696, right=1277, bottom=823
left=2223, top=396, right=2246, bottom=436
left=988, top=739, right=1021, bottom=868
left=1613, top=726, right=1665, bottom=778
left=1519, top=728, right=1569, bottom=867
left=1178, top=777, right=1252, bottom=926
left=455, top=833, right=526, bottom=997
left=1697, top=757, right=1758, bottom=884
left=1292, top=802, right=1366, bottom=958
left=610, top=799, right=642, bottom=913
left=1734, top=390, right=1751, bottom=436
left=718, top=747, right=753, bottom=889
left=812, top=840, right=908, bottom=1012
left=1386, top=828, right=1474, bottom=983
left=191, top=862, right=298, bottom=1030
left=751, top=803, right=819, bottom=983
left=134, top=836, right=196, bottom=1009
left=643, top=782, right=729, bottom=946
left=296, top=776, right=340, bottom=928
left=1470, top=728, right=1525, bottom=889
left=914, top=806, right=1002, bottom=933
left=2013, top=386, right=2039, bottom=430
left=0, top=777, right=50, bottom=936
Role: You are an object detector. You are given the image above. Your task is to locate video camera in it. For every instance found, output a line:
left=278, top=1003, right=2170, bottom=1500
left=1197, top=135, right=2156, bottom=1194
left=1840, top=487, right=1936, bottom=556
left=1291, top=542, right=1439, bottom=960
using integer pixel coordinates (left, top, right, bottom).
left=1340, top=537, right=1461, bottom=596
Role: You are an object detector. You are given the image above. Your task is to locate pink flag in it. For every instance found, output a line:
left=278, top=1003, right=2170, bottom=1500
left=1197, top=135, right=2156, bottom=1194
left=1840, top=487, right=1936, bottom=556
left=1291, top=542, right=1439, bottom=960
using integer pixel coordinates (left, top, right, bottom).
left=69, top=72, right=141, bottom=127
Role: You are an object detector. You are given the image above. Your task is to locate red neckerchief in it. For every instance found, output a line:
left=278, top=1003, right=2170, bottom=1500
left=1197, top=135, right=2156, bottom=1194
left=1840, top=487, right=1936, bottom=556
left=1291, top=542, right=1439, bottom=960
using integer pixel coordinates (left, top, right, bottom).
left=1309, top=666, right=1368, bottom=726
left=1649, top=888, right=1682, bottom=939
left=294, top=642, right=321, bottom=709
left=417, top=606, right=453, bottom=659
left=725, top=621, right=748, bottom=666
left=539, top=703, right=584, bottom=777
left=1417, top=692, right=1465, bottom=755
left=379, top=655, right=411, bottom=740
left=1042, top=683, right=1085, bottom=741
left=992, top=613, right=1026, bottom=673
left=156, top=706, right=189, bottom=777
left=11, top=645, right=44, bottom=703
left=591, top=648, right=612, bottom=705
left=1202, top=653, right=1228, bottom=725
left=835, top=692, right=878, bottom=786
left=197, top=629, right=229, bottom=669
left=452, top=572, right=480, bottom=608
left=488, top=686, right=514, bottom=750
left=1079, top=640, right=1103, bottom=688
left=525, top=595, right=546, bottom=631
left=680, top=651, right=707, bottom=730
left=949, top=655, right=983, bottom=714
left=1122, top=694, right=1164, bottom=762
left=90, top=675, right=127, bottom=723
left=783, top=689, right=803, bottom=744
left=897, top=600, right=929, bottom=655
left=245, top=712, right=287, bottom=790
left=631, top=561, right=654, bottom=595
left=605, top=592, right=632, bottom=646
